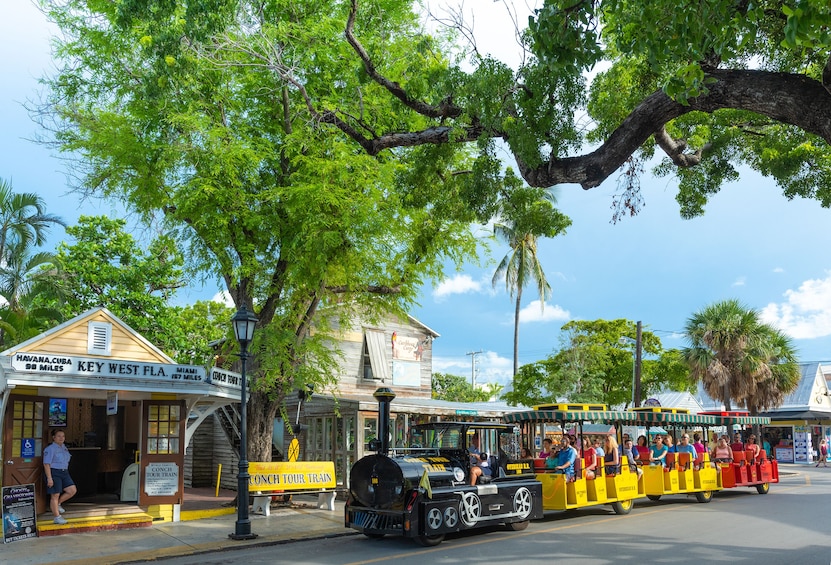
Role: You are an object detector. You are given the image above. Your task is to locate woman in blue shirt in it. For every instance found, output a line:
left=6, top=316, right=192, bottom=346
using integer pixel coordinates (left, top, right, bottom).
left=43, top=429, right=77, bottom=524
left=649, top=436, right=668, bottom=466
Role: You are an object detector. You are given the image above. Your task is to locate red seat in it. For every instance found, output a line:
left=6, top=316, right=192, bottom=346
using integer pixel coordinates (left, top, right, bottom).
left=677, top=452, right=692, bottom=471
left=533, top=458, right=546, bottom=471
left=758, top=449, right=768, bottom=461
left=665, top=453, right=676, bottom=471
left=732, top=450, right=746, bottom=465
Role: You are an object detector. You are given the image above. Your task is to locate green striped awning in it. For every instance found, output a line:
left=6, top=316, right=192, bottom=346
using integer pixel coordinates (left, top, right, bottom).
left=505, top=409, right=722, bottom=427
left=712, top=415, right=771, bottom=426
left=504, top=409, right=630, bottom=424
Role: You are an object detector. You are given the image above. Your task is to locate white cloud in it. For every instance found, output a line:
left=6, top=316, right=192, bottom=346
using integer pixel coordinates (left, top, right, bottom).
left=212, top=290, right=235, bottom=308
left=518, top=300, right=571, bottom=323
left=433, top=274, right=484, bottom=300
left=773, top=267, right=784, bottom=274
left=732, top=277, right=746, bottom=287
left=760, top=272, right=831, bottom=339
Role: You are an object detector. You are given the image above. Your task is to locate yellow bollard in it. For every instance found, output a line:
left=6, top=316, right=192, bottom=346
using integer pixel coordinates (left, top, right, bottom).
left=216, top=464, right=222, bottom=497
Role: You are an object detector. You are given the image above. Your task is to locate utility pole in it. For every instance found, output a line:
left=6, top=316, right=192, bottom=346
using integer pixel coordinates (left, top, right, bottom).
left=466, top=350, right=483, bottom=388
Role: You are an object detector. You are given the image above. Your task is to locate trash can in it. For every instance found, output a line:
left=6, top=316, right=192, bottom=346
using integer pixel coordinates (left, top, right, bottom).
left=120, top=463, right=140, bottom=502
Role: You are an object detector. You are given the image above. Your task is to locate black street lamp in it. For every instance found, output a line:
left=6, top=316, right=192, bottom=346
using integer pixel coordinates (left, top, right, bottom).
left=230, top=304, right=258, bottom=540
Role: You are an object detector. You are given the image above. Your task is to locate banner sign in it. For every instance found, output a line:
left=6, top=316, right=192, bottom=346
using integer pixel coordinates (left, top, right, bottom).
left=11, top=353, right=205, bottom=383
left=248, top=461, right=336, bottom=491
left=3, top=484, right=38, bottom=543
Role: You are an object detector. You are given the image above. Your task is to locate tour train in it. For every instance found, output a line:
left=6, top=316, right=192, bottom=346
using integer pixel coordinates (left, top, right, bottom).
left=344, top=392, right=778, bottom=546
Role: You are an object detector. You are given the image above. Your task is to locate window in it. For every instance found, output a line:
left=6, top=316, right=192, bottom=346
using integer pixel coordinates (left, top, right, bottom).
left=147, top=404, right=180, bottom=454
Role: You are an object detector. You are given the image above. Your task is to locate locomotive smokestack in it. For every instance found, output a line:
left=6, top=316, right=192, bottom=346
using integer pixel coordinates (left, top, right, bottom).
left=373, top=387, right=396, bottom=455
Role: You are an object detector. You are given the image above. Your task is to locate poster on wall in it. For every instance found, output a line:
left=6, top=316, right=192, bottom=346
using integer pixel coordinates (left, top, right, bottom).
left=2, top=484, right=39, bottom=543
left=48, top=398, right=67, bottom=427
left=392, top=361, right=421, bottom=387
left=391, top=332, right=425, bottom=361
left=793, top=425, right=812, bottom=464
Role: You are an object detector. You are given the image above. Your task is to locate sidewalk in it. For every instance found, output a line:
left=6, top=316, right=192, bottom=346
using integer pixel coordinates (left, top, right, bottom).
left=5, top=496, right=354, bottom=565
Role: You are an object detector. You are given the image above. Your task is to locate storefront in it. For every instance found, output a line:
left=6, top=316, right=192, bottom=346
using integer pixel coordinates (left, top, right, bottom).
left=0, top=308, right=240, bottom=521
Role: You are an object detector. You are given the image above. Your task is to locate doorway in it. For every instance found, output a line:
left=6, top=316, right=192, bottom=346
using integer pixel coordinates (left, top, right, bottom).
left=2, top=395, right=49, bottom=514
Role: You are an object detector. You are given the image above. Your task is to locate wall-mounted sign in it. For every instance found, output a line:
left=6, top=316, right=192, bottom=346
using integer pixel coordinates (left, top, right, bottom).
left=20, top=439, right=35, bottom=458
left=2, top=484, right=38, bottom=543
left=392, top=361, right=420, bottom=387
left=106, top=391, right=118, bottom=416
left=48, top=398, right=67, bottom=427
left=11, top=354, right=206, bottom=383
left=143, top=462, right=179, bottom=497
left=391, top=333, right=424, bottom=361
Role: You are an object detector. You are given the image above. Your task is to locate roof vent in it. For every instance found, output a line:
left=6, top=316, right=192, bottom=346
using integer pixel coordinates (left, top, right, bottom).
left=88, top=321, right=112, bottom=355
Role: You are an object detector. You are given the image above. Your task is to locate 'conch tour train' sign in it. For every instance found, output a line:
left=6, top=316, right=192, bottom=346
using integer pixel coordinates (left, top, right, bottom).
left=248, top=462, right=336, bottom=491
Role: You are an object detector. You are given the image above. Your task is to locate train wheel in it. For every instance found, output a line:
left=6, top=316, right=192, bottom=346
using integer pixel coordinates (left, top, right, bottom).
left=611, top=499, right=634, bottom=515
left=694, top=490, right=713, bottom=503
left=756, top=482, right=770, bottom=494
left=426, top=508, right=443, bottom=530
left=460, top=492, right=482, bottom=527
left=418, top=534, right=445, bottom=547
left=364, top=533, right=385, bottom=539
left=646, top=494, right=661, bottom=501
left=513, top=487, right=533, bottom=520
left=506, top=520, right=530, bottom=531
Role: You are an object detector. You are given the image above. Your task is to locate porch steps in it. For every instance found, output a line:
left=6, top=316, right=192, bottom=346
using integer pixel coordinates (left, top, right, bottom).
left=38, top=505, right=153, bottom=536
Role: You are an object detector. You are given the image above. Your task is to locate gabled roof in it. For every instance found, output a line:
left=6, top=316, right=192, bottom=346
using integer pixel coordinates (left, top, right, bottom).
left=1, top=306, right=174, bottom=363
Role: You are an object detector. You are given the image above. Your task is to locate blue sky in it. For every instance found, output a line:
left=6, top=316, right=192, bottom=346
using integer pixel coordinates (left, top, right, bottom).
left=4, top=3, right=831, bottom=391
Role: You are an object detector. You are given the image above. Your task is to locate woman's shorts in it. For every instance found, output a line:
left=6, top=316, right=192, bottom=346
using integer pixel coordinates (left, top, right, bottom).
left=46, top=468, right=75, bottom=494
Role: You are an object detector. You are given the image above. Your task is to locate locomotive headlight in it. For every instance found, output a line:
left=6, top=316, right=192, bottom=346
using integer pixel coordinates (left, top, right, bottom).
left=453, top=467, right=465, bottom=482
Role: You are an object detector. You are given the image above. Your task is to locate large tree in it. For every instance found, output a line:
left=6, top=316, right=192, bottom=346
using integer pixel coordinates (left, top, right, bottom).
left=492, top=180, right=570, bottom=378
left=683, top=299, right=800, bottom=412
left=196, top=0, right=831, bottom=219
left=38, top=0, right=521, bottom=460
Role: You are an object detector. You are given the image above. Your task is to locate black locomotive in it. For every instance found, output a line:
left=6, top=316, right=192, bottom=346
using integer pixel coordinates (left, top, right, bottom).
left=345, top=388, right=543, bottom=546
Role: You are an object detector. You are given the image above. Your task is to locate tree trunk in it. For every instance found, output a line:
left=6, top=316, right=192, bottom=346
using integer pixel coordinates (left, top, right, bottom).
left=247, top=389, right=281, bottom=462
left=513, top=287, right=522, bottom=378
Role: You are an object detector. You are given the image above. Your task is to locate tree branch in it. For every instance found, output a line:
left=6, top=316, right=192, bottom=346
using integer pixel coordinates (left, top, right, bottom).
left=345, top=0, right=462, bottom=121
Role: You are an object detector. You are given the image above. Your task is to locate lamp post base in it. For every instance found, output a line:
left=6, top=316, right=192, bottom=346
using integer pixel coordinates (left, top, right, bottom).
left=229, top=532, right=259, bottom=541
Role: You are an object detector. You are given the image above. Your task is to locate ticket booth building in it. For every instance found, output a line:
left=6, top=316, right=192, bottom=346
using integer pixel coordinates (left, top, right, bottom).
left=0, top=307, right=239, bottom=522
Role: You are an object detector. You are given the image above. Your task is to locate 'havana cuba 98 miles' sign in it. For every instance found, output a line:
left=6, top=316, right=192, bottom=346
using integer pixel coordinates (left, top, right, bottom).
left=11, top=353, right=206, bottom=383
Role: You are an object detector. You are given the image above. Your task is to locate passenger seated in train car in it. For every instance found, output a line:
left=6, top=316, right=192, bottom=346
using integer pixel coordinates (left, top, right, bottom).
left=636, top=435, right=649, bottom=456
left=604, top=436, right=620, bottom=475
left=581, top=437, right=598, bottom=479
left=675, top=434, right=698, bottom=469
left=692, top=433, right=707, bottom=454
left=746, top=435, right=761, bottom=459
left=469, top=433, right=492, bottom=485
left=622, top=439, right=643, bottom=476
left=520, top=446, right=534, bottom=459
left=731, top=432, right=745, bottom=452
left=665, top=434, right=676, bottom=453
left=649, top=435, right=668, bottom=466
left=712, top=436, right=733, bottom=463
left=539, top=438, right=554, bottom=459
left=548, top=435, right=577, bottom=480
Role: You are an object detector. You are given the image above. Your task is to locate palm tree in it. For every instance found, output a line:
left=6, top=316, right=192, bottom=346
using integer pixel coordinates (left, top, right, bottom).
left=744, top=325, right=801, bottom=414
left=0, top=178, right=65, bottom=265
left=492, top=186, right=570, bottom=378
left=0, top=240, right=65, bottom=347
left=683, top=299, right=799, bottom=411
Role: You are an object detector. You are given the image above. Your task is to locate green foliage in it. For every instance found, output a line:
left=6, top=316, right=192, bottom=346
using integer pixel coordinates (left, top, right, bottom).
left=506, top=318, right=692, bottom=407
left=45, top=215, right=187, bottom=357
left=684, top=299, right=801, bottom=412
left=431, top=372, right=493, bottom=403
left=39, top=0, right=496, bottom=459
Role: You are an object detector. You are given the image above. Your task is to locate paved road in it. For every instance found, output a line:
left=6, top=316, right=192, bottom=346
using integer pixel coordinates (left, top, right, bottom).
left=154, top=467, right=830, bottom=565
